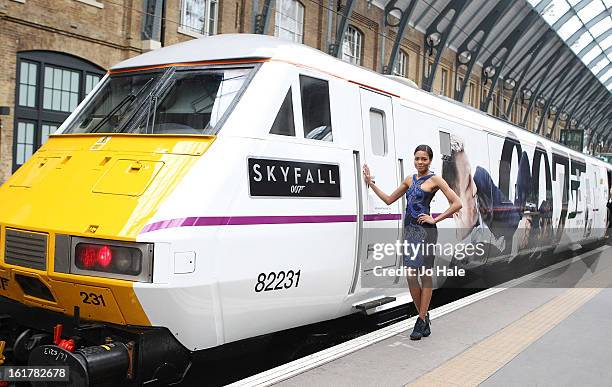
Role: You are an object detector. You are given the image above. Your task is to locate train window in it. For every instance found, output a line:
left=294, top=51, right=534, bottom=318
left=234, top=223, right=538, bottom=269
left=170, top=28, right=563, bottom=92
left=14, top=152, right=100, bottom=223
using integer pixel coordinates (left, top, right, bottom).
left=269, top=89, right=295, bottom=136
left=63, top=66, right=254, bottom=135
left=369, top=109, right=387, bottom=156
left=300, top=75, right=332, bottom=141
left=439, top=131, right=451, bottom=160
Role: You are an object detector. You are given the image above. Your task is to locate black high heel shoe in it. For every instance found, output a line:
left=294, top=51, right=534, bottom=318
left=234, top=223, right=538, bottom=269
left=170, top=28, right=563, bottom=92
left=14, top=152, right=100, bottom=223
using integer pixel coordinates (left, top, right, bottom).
left=410, top=317, right=426, bottom=340
left=422, top=313, right=431, bottom=337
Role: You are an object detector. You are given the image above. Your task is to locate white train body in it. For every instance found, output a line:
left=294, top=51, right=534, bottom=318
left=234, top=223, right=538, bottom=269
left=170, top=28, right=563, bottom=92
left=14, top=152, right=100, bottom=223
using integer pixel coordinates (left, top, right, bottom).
left=1, top=34, right=609, bottom=359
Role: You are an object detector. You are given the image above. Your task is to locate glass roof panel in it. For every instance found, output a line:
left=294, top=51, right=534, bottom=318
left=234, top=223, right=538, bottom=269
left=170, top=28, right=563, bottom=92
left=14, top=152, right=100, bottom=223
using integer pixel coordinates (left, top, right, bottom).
left=591, top=18, right=611, bottom=38
left=601, top=67, right=612, bottom=82
left=602, top=34, right=612, bottom=50
left=541, top=0, right=571, bottom=25
left=584, top=45, right=604, bottom=63
left=577, top=1, right=606, bottom=23
left=558, top=15, right=583, bottom=39
left=532, top=0, right=611, bottom=92
left=571, top=31, right=594, bottom=53
left=592, top=57, right=608, bottom=73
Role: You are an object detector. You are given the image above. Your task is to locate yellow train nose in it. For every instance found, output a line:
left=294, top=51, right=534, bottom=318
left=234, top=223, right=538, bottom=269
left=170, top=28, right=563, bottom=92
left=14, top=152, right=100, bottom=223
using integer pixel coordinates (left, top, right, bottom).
left=0, top=134, right=214, bottom=240
left=0, top=133, right=215, bottom=325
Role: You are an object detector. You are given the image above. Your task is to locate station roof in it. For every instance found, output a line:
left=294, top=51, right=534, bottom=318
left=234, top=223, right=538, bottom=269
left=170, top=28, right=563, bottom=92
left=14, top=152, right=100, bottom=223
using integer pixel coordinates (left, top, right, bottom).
left=373, top=0, right=611, bottom=141
left=529, top=0, right=611, bottom=91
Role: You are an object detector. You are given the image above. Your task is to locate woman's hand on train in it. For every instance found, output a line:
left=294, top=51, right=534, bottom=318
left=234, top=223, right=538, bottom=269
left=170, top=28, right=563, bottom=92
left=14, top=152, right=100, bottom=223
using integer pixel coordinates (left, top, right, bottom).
left=417, top=214, right=436, bottom=225
left=363, top=164, right=373, bottom=186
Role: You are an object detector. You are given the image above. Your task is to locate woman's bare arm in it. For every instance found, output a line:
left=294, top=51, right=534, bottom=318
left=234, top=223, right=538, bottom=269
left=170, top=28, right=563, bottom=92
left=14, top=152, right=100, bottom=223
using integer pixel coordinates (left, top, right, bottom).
left=363, top=164, right=411, bottom=206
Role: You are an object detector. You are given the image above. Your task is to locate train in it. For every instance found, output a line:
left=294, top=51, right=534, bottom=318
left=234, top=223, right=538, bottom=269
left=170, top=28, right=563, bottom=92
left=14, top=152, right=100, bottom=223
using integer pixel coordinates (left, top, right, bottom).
left=0, top=34, right=610, bottom=386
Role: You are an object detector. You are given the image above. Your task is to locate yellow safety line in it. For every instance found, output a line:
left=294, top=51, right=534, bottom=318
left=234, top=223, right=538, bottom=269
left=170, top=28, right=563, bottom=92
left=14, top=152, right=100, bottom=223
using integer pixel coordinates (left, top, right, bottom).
left=407, top=264, right=612, bottom=387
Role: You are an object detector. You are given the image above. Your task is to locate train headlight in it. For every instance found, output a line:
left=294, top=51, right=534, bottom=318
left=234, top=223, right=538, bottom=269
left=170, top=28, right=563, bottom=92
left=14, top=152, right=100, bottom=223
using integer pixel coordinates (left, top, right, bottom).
left=68, top=237, right=153, bottom=282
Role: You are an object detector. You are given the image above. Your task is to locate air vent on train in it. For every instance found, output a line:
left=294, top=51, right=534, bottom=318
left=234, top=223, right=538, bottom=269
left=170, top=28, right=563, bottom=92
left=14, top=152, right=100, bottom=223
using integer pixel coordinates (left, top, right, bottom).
left=4, top=228, right=48, bottom=271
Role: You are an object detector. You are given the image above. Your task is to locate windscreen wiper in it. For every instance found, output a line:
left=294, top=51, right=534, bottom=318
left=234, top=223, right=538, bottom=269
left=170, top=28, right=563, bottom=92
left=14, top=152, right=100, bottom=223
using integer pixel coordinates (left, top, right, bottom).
left=90, top=77, right=155, bottom=134
left=119, top=66, right=177, bottom=134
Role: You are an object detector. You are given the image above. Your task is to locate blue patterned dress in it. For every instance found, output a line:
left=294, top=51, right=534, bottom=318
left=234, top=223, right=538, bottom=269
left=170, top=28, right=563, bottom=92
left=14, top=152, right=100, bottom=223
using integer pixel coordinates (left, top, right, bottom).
left=403, top=173, right=438, bottom=269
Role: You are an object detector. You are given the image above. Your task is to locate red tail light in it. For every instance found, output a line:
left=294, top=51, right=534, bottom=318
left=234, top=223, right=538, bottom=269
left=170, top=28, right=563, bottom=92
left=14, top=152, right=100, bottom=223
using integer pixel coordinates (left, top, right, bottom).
left=79, top=246, right=98, bottom=269
left=97, top=245, right=113, bottom=267
left=75, top=243, right=141, bottom=275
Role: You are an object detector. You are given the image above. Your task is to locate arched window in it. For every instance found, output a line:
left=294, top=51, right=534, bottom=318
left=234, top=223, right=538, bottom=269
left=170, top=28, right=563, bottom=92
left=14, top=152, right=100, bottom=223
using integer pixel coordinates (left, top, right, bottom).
left=275, top=0, right=304, bottom=43
left=342, top=26, right=363, bottom=65
left=393, top=50, right=408, bottom=77
left=13, top=51, right=105, bottom=170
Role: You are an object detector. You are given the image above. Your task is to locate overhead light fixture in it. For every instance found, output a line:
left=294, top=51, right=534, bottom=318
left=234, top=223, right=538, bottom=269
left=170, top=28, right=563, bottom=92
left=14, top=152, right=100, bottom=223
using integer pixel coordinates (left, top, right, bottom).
left=523, top=89, right=532, bottom=100
left=427, top=32, right=441, bottom=47
left=504, top=78, right=516, bottom=90
left=560, top=111, right=568, bottom=121
left=458, top=51, right=471, bottom=64
left=537, top=97, right=546, bottom=107
left=571, top=119, right=578, bottom=127
left=484, top=66, right=496, bottom=77
left=550, top=105, right=557, bottom=114
left=578, top=124, right=585, bottom=130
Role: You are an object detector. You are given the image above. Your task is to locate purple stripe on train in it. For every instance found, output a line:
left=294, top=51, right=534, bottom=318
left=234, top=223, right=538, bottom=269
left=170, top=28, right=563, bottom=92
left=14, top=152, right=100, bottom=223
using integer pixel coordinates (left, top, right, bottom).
left=140, top=213, right=403, bottom=233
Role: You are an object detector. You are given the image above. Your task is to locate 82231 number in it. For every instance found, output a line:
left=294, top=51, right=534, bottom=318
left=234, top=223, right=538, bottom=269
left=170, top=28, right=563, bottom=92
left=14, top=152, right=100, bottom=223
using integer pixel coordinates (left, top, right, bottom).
left=255, top=270, right=301, bottom=292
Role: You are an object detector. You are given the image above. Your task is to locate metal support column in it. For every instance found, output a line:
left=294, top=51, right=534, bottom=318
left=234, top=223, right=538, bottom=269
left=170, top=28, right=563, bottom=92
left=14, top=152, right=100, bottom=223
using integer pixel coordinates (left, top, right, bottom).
left=550, top=71, right=590, bottom=135
left=520, top=49, right=565, bottom=128
left=479, top=10, right=541, bottom=112
left=421, top=0, right=469, bottom=92
left=254, top=0, right=276, bottom=34
left=503, top=31, right=556, bottom=119
left=536, top=58, right=578, bottom=135
left=383, top=0, right=417, bottom=74
left=453, top=0, right=514, bottom=102
left=328, top=0, right=356, bottom=58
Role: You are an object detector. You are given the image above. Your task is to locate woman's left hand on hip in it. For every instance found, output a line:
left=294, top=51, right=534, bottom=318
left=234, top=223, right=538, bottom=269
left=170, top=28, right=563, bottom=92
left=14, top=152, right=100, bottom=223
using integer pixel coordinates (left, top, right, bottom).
left=417, top=214, right=436, bottom=225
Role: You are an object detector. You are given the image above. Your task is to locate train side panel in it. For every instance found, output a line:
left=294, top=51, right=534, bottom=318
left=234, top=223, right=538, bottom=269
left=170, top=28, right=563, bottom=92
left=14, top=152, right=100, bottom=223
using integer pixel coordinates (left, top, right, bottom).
left=134, top=62, right=365, bottom=350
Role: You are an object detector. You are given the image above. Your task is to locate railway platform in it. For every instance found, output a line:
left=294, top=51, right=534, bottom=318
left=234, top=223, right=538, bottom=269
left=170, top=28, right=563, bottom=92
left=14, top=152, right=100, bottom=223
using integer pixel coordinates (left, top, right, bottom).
left=234, top=243, right=612, bottom=387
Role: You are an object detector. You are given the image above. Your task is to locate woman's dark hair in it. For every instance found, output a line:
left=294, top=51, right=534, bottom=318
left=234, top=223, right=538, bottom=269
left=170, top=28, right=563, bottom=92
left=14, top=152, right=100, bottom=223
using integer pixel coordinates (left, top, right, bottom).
left=414, top=144, right=434, bottom=160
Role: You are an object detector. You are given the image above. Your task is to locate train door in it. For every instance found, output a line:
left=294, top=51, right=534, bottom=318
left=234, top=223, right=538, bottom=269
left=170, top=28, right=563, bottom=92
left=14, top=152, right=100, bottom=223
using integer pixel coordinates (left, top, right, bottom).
left=358, top=88, right=401, bottom=288
left=584, top=163, right=596, bottom=239
left=590, top=165, right=608, bottom=234
left=608, top=169, right=612, bottom=229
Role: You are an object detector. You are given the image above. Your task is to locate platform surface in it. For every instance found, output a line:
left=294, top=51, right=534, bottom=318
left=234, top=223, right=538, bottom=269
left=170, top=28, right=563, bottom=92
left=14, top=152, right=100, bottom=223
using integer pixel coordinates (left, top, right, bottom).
left=275, top=245, right=612, bottom=387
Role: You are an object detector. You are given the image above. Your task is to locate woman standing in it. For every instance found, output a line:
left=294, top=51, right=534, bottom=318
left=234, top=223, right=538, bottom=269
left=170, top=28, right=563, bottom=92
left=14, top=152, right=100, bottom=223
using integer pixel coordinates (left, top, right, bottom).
left=363, top=145, right=462, bottom=340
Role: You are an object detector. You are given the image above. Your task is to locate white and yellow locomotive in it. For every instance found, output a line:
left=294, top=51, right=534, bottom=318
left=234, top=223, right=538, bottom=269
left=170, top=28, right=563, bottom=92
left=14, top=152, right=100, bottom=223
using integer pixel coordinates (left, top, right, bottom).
left=0, top=34, right=609, bottom=385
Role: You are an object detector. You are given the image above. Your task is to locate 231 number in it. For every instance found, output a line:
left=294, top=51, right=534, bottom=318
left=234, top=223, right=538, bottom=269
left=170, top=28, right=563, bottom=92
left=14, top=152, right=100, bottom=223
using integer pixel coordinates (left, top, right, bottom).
left=80, top=292, right=106, bottom=306
left=255, top=270, right=301, bottom=292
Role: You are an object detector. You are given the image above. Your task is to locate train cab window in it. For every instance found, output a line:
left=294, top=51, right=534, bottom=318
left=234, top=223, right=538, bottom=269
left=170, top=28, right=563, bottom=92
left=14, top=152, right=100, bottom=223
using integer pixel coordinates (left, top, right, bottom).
left=299, top=75, right=332, bottom=141
left=369, top=109, right=387, bottom=156
left=63, top=66, right=253, bottom=135
left=269, top=89, right=295, bottom=136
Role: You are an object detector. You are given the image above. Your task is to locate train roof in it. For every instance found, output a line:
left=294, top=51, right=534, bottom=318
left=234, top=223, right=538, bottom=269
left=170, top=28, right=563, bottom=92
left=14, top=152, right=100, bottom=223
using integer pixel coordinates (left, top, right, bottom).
left=111, top=34, right=408, bottom=94
left=113, top=34, right=339, bottom=71
left=111, top=34, right=611, bottom=169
